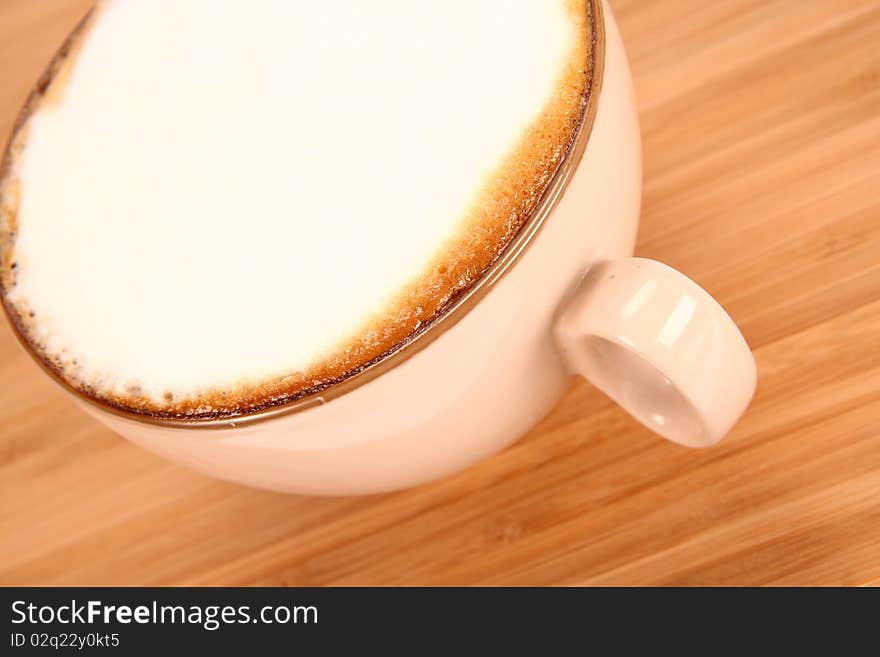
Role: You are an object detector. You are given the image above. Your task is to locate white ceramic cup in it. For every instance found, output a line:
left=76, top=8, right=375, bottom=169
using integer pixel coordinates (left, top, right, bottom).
left=6, top=1, right=756, bottom=494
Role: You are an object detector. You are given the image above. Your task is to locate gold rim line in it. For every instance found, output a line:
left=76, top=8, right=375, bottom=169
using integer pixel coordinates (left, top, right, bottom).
left=0, top=0, right=607, bottom=431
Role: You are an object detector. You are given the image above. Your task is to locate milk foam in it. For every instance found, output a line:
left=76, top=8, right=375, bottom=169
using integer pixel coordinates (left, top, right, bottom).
left=5, top=0, right=585, bottom=411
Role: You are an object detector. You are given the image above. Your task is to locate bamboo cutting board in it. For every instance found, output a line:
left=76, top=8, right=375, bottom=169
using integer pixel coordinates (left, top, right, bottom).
left=1, top=0, right=879, bottom=586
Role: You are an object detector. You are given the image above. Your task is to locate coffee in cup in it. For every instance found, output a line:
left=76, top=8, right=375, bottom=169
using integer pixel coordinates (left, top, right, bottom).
left=0, top=0, right=592, bottom=419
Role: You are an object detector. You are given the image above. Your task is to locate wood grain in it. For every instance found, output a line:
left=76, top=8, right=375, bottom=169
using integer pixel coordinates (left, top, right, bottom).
left=1, top=0, right=879, bottom=586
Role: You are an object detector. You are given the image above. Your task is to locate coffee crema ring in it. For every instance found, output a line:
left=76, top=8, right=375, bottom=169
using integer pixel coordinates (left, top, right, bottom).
left=0, top=0, right=602, bottom=423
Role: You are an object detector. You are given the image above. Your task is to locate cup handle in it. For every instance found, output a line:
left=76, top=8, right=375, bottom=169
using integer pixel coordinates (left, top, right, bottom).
left=554, top=258, right=756, bottom=447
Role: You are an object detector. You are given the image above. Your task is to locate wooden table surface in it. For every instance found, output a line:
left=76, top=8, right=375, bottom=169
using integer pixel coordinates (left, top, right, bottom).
left=1, top=0, right=879, bottom=586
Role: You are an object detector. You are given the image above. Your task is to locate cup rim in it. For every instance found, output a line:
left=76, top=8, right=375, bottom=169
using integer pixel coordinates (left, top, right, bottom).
left=0, top=0, right=607, bottom=430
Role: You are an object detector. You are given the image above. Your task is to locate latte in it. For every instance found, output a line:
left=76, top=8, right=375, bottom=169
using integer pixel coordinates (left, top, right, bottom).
left=0, top=0, right=592, bottom=418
